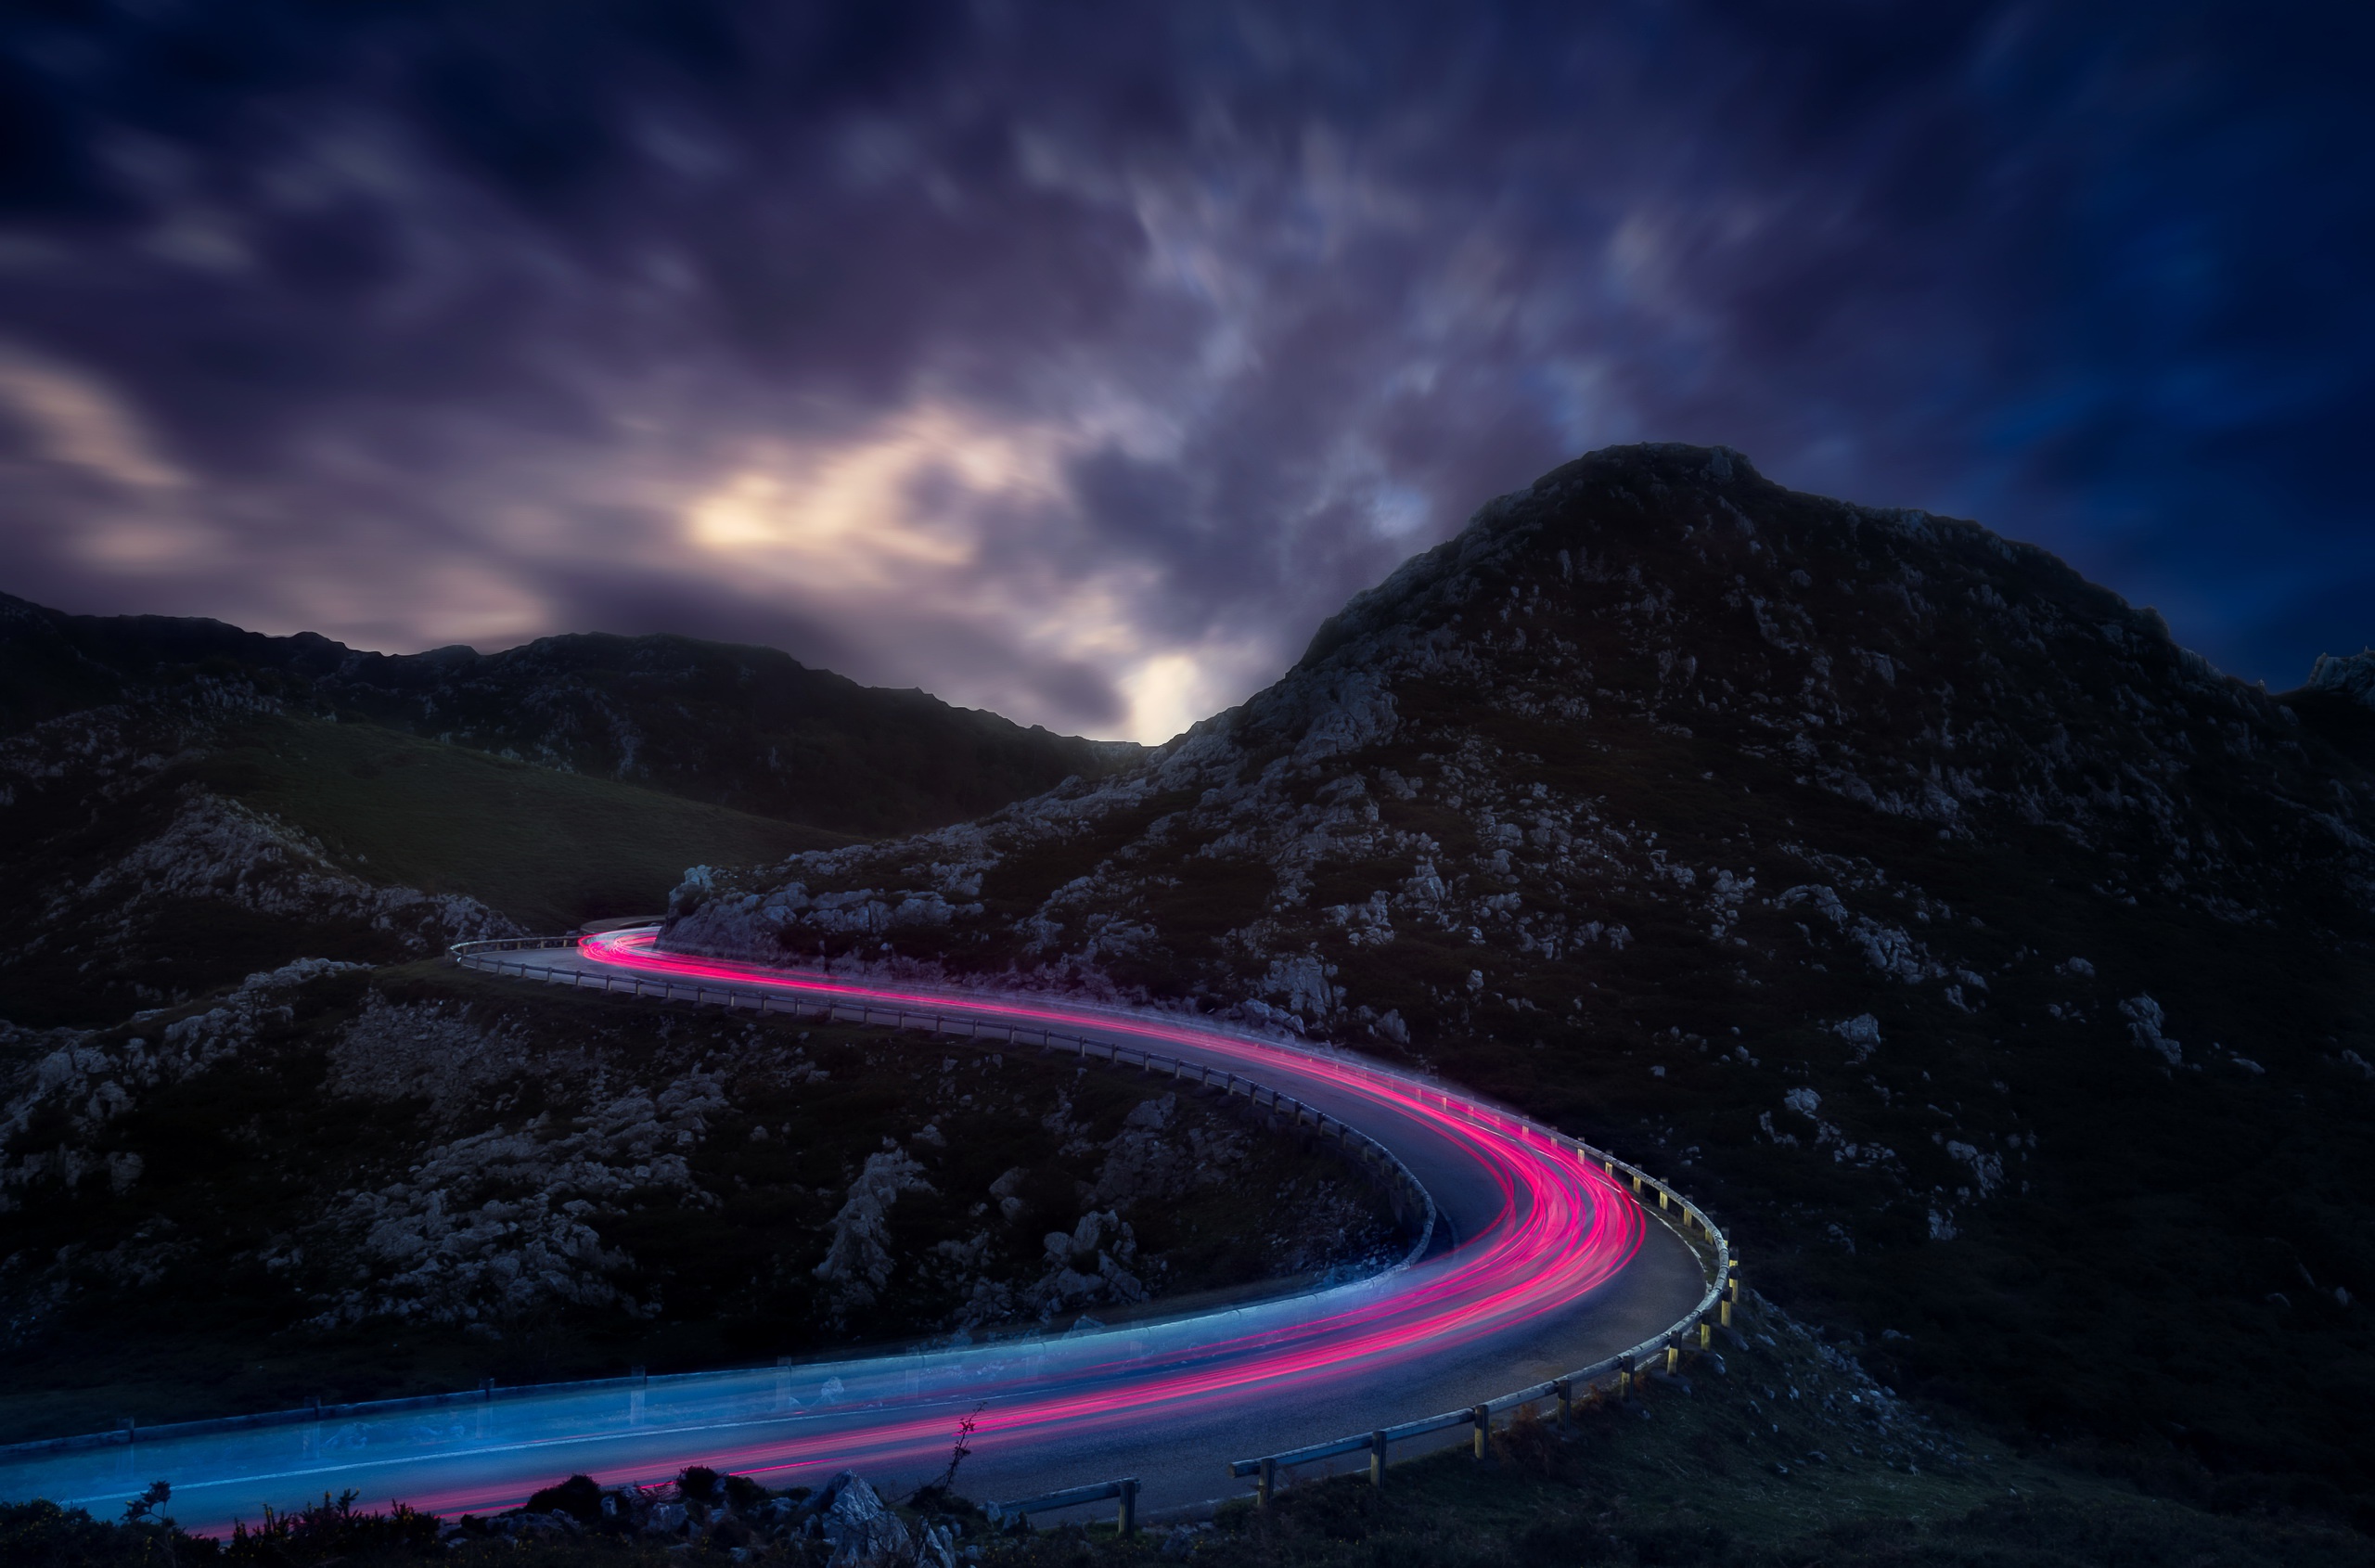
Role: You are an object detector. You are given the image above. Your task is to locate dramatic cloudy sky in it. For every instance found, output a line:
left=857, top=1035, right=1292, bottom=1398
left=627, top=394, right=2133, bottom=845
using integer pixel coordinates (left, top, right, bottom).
left=1, top=3, right=2369, bottom=741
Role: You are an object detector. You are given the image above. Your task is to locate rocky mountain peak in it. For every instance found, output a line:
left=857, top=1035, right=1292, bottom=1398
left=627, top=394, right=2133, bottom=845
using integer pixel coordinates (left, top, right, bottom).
left=2308, top=647, right=2375, bottom=710
left=665, top=447, right=2375, bottom=1474
left=1295, top=443, right=1764, bottom=672
left=676, top=443, right=2367, bottom=1004
left=1200, top=440, right=2237, bottom=788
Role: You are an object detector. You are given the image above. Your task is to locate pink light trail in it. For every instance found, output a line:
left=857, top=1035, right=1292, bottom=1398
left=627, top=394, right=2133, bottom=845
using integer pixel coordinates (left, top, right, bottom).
left=483, top=930, right=1655, bottom=1500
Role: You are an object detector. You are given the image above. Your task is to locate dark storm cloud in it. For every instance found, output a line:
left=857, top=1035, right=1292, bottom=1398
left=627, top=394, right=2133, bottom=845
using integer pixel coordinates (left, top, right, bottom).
left=0, top=1, right=2368, bottom=739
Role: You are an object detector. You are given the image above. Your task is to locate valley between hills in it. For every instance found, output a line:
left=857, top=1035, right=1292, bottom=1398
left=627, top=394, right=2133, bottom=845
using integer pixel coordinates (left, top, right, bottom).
left=5, top=443, right=2373, bottom=1566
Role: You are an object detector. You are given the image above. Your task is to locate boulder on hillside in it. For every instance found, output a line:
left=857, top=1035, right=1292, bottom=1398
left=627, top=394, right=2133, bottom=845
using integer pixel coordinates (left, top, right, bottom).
left=809, top=1472, right=916, bottom=1565
left=2308, top=648, right=2375, bottom=709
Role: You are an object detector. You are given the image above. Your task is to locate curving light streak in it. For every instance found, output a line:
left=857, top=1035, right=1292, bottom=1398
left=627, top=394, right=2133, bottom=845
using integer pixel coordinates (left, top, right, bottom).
left=543, top=932, right=1649, bottom=1496
left=0, top=932, right=1657, bottom=1533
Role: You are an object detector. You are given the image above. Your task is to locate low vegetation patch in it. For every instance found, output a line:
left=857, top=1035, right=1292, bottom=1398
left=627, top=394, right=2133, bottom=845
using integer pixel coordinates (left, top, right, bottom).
left=0, top=964, right=1396, bottom=1445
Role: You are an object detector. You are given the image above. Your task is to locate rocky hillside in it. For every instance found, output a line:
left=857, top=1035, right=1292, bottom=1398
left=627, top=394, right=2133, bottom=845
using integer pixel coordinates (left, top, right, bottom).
left=0, top=598, right=1136, bottom=1026
left=668, top=444, right=2375, bottom=1508
left=0, top=961, right=1393, bottom=1442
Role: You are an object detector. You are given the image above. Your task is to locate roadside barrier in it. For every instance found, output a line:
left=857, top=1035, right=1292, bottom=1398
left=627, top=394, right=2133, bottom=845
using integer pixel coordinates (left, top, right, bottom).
left=1228, top=1179, right=1733, bottom=1499
left=448, top=933, right=1734, bottom=1515
left=1228, top=1264, right=1733, bottom=1500
left=984, top=1476, right=1139, bottom=1536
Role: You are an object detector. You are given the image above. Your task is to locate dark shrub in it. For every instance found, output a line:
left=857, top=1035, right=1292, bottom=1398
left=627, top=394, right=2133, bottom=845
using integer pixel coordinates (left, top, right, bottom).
left=0, top=1497, right=218, bottom=1566
left=222, top=1490, right=438, bottom=1565
left=523, top=1474, right=602, bottom=1524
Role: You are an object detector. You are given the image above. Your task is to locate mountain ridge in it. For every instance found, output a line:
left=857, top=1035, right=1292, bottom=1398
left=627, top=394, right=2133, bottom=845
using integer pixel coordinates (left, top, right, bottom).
left=662, top=443, right=2375, bottom=1501
left=0, top=594, right=1137, bottom=835
left=0, top=594, right=1136, bottom=1025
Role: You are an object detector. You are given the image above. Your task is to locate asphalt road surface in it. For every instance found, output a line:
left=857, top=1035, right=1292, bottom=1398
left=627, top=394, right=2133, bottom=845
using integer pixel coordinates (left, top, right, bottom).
left=0, top=931, right=1715, bottom=1534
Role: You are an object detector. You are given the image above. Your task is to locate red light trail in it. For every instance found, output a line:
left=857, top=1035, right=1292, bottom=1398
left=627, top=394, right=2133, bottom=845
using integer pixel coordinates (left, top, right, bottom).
left=0, top=930, right=1667, bottom=1533
left=550, top=931, right=1648, bottom=1496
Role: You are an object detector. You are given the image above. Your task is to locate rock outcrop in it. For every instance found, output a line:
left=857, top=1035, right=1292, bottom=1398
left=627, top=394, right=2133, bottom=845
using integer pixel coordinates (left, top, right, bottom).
left=0, top=964, right=1395, bottom=1386
left=2307, top=647, right=2375, bottom=709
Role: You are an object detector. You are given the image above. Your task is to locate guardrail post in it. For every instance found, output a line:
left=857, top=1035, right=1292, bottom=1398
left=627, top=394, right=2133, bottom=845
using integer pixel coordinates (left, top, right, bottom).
left=1471, top=1404, right=1490, bottom=1461
left=1721, top=1299, right=1733, bottom=1328
left=1117, top=1478, right=1138, bottom=1538
left=1699, top=1321, right=1711, bottom=1349
left=1258, top=1457, right=1276, bottom=1508
left=1553, top=1378, right=1573, bottom=1426
left=1369, top=1430, right=1387, bottom=1486
left=1664, top=1345, right=1679, bottom=1374
left=1616, top=1365, right=1632, bottom=1401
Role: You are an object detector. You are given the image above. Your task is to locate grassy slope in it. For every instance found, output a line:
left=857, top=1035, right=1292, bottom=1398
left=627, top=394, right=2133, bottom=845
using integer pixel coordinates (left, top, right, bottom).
left=195, top=713, right=855, bottom=932
left=0, top=710, right=858, bottom=1026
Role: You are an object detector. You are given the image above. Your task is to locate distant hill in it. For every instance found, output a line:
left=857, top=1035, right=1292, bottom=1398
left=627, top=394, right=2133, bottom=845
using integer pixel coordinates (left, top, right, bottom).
left=669, top=444, right=2375, bottom=1510
left=0, top=595, right=1136, bottom=1025
left=0, top=596, right=1136, bottom=836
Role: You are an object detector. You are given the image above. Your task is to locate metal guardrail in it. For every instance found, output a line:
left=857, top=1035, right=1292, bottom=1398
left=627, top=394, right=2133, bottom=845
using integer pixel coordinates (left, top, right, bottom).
left=451, top=934, right=1734, bottom=1513
left=984, top=1475, right=1139, bottom=1536
left=446, top=937, right=1439, bottom=1262
left=1226, top=1163, right=1734, bottom=1501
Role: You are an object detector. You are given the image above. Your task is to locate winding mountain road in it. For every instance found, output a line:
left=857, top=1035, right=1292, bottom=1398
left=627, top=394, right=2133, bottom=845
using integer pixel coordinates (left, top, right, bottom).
left=0, top=931, right=1716, bottom=1535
